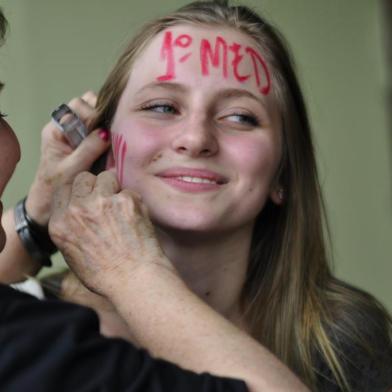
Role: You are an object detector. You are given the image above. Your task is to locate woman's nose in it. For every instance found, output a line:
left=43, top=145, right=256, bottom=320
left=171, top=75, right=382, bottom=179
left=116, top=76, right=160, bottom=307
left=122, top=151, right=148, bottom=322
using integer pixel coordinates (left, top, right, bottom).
left=171, top=116, right=218, bottom=158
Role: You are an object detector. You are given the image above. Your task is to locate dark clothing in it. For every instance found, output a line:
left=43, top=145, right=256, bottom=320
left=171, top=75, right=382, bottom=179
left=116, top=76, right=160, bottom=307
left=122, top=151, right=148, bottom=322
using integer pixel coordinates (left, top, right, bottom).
left=315, top=339, right=392, bottom=392
left=1, top=283, right=391, bottom=392
left=314, top=292, right=392, bottom=392
left=0, top=284, right=248, bottom=392
left=316, top=349, right=392, bottom=392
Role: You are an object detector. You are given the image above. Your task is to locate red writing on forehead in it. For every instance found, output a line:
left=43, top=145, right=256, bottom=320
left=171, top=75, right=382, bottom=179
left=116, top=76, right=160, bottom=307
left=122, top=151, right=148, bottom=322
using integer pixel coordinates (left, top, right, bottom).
left=201, top=36, right=228, bottom=78
left=157, top=31, right=271, bottom=95
left=158, top=31, right=193, bottom=81
left=113, top=133, right=127, bottom=187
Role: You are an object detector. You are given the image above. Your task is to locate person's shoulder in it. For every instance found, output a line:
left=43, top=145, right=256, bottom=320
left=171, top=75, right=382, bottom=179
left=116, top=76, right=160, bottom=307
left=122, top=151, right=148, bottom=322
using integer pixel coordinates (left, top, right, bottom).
left=0, top=283, right=36, bottom=308
left=317, top=279, right=392, bottom=391
left=328, top=279, right=391, bottom=346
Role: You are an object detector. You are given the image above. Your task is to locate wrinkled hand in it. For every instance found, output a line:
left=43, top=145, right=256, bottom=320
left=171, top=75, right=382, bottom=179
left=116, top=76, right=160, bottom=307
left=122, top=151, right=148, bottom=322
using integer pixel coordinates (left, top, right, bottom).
left=26, top=92, right=110, bottom=225
left=48, top=171, right=169, bottom=296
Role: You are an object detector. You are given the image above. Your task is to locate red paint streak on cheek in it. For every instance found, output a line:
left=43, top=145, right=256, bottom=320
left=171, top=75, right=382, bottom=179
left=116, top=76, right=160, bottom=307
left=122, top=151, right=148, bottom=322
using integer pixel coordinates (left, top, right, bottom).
left=245, top=47, right=271, bottom=95
left=112, top=134, right=120, bottom=176
left=200, top=36, right=228, bottom=78
left=112, top=134, right=127, bottom=186
left=119, top=137, right=127, bottom=186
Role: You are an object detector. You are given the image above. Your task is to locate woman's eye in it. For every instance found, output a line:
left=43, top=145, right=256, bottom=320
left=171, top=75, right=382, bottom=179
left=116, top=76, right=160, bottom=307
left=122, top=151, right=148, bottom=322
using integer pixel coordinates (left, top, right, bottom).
left=141, top=103, right=178, bottom=115
left=225, top=113, right=259, bottom=127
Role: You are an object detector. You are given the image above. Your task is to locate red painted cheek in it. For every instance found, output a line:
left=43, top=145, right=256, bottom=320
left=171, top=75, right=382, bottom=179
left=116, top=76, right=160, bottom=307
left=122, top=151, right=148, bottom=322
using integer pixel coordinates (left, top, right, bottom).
left=112, top=133, right=128, bottom=186
left=226, top=136, right=277, bottom=176
left=114, top=122, right=169, bottom=171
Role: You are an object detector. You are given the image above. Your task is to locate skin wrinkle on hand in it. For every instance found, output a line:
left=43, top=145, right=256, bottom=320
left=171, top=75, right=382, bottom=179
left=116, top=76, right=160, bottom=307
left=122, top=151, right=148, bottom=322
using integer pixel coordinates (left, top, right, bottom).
left=157, top=30, right=271, bottom=95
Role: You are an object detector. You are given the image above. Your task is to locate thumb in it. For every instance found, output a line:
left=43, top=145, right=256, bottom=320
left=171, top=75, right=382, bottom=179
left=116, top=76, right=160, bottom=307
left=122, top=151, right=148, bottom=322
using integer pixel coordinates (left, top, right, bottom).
left=66, top=128, right=111, bottom=172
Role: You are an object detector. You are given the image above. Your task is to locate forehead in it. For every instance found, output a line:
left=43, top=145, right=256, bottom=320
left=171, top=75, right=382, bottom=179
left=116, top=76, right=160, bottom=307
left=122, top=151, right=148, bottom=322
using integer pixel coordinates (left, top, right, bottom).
left=128, top=24, right=274, bottom=100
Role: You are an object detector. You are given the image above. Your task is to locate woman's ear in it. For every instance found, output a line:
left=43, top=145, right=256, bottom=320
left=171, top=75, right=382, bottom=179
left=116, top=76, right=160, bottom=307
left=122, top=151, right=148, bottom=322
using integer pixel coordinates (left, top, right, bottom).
left=270, top=186, right=285, bottom=205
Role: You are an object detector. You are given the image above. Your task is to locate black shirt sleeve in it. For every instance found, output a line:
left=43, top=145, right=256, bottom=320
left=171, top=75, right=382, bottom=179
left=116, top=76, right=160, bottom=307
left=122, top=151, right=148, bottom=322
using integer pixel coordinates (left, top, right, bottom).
left=0, top=284, right=248, bottom=392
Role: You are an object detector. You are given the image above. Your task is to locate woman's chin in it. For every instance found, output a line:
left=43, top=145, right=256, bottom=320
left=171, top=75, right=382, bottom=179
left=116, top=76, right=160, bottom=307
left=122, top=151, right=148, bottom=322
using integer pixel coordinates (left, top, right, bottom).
left=151, top=212, right=222, bottom=234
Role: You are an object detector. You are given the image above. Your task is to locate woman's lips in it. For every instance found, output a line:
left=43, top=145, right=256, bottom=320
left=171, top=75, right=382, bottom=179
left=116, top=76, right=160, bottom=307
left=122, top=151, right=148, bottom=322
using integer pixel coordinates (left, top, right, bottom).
left=156, top=167, right=228, bottom=193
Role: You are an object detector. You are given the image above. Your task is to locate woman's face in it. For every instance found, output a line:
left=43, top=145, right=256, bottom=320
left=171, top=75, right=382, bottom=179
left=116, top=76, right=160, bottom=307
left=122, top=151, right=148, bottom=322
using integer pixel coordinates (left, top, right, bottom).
left=0, top=117, right=21, bottom=251
left=111, top=24, right=282, bottom=234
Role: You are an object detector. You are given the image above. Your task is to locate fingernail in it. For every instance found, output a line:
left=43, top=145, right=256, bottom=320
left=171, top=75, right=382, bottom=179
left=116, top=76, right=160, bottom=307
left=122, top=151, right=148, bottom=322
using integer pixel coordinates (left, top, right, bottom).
left=98, top=129, right=110, bottom=142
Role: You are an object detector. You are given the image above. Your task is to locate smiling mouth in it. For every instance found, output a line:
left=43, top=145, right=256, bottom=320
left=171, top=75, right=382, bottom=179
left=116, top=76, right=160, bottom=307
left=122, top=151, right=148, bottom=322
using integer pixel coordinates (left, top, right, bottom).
left=156, top=168, right=228, bottom=193
left=174, top=176, right=223, bottom=185
left=156, top=167, right=228, bottom=183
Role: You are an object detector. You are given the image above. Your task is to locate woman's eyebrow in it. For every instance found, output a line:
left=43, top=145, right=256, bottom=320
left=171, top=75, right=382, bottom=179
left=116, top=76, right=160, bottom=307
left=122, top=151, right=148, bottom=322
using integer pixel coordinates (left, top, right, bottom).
left=134, top=82, right=188, bottom=98
left=216, top=88, right=265, bottom=106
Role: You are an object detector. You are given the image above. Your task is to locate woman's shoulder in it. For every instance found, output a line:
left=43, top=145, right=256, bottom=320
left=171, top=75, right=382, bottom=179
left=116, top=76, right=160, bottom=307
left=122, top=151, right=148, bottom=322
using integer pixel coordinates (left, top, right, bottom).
left=316, top=279, right=392, bottom=391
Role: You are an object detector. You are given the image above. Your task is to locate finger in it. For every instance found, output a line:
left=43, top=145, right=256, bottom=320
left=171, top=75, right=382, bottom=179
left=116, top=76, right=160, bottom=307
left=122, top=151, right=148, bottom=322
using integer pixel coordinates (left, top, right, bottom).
left=65, top=128, right=110, bottom=172
left=118, top=189, right=144, bottom=214
left=93, top=171, right=120, bottom=197
left=67, top=96, right=96, bottom=127
left=48, top=182, right=73, bottom=246
left=44, top=96, right=96, bottom=143
left=70, top=171, right=96, bottom=201
left=61, top=271, right=85, bottom=300
left=51, top=182, right=72, bottom=218
left=120, top=188, right=143, bottom=203
left=81, top=91, right=97, bottom=108
left=139, top=199, right=150, bottom=219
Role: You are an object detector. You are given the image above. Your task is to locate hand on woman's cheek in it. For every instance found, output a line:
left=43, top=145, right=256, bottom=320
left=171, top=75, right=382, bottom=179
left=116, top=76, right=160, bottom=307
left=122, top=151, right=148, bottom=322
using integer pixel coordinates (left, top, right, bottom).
left=49, top=170, right=172, bottom=297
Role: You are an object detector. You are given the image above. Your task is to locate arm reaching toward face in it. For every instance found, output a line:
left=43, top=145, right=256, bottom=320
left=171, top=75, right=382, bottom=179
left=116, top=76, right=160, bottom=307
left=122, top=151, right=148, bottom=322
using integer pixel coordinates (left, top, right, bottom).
left=0, top=92, right=110, bottom=283
left=49, top=171, right=309, bottom=392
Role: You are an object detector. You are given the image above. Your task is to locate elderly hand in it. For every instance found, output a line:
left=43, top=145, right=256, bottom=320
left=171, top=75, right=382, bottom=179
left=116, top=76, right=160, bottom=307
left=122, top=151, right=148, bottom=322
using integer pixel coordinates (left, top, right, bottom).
left=26, top=92, right=110, bottom=225
left=48, top=171, right=171, bottom=296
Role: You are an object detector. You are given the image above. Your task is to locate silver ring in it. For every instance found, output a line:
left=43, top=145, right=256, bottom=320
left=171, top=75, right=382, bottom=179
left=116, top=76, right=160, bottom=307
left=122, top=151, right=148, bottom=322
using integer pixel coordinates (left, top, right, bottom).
left=51, top=104, right=88, bottom=148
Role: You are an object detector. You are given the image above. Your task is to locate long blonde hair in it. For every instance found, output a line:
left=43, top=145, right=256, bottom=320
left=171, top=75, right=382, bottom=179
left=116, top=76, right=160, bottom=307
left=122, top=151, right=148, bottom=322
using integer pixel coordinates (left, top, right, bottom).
left=92, top=1, right=392, bottom=389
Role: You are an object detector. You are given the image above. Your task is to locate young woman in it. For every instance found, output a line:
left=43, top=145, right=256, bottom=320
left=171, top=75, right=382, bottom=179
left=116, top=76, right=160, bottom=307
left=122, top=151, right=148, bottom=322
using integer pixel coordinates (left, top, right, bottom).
left=1, top=1, right=391, bottom=391
left=0, top=8, right=305, bottom=392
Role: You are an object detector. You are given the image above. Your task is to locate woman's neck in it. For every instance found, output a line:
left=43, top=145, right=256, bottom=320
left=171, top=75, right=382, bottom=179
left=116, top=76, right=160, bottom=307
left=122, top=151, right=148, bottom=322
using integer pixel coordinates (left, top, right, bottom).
left=155, top=224, right=253, bottom=325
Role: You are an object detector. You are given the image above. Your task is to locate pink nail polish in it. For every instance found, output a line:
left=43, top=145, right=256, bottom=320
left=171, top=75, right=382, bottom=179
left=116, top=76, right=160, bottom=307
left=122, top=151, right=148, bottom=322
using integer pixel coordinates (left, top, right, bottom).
left=98, top=129, right=110, bottom=142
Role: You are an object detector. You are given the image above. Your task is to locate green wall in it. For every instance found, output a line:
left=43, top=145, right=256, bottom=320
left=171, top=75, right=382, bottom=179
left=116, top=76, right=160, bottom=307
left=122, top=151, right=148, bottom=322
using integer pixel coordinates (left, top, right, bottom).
left=1, top=0, right=391, bottom=312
